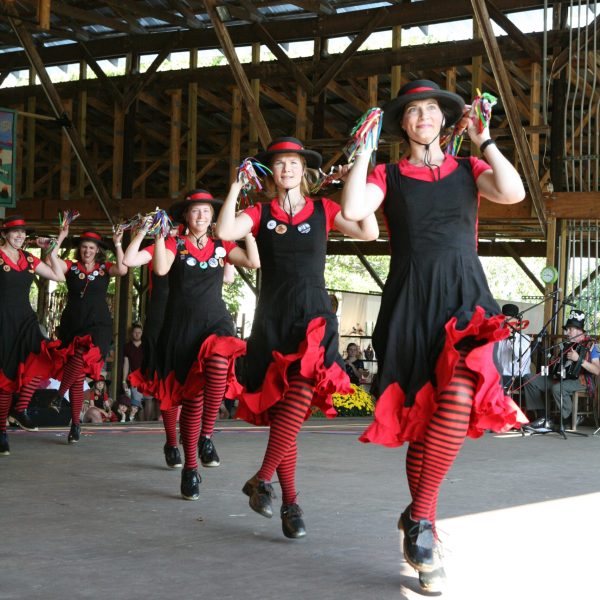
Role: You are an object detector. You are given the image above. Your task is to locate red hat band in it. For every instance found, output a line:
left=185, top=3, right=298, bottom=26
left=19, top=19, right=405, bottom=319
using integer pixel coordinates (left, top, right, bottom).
left=2, top=218, right=27, bottom=229
left=81, top=232, right=102, bottom=242
left=268, top=141, right=305, bottom=152
left=185, top=192, right=215, bottom=202
left=404, top=86, right=437, bottom=96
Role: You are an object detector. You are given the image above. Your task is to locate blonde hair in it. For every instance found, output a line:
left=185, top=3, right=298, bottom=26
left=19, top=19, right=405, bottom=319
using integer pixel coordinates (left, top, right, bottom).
left=264, top=155, right=320, bottom=197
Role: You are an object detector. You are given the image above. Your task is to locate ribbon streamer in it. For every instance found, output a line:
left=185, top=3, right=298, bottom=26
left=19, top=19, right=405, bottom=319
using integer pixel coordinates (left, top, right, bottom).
left=344, top=107, right=384, bottom=163
left=58, top=209, right=80, bottom=227
left=311, top=167, right=341, bottom=194
left=117, top=208, right=173, bottom=237
left=442, top=89, right=497, bottom=156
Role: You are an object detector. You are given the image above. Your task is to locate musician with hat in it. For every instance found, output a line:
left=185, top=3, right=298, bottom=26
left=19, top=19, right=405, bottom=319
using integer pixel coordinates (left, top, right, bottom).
left=52, top=225, right=128, bottom=443
left=523, top=310, right=599, bottom=428
left=340, top=79, right=527, bottom=590
left=217, top=137, right=378, bottom=540
left=151, top=189, right=260, bottom=501
left=0, top=215, right=67, bottom=455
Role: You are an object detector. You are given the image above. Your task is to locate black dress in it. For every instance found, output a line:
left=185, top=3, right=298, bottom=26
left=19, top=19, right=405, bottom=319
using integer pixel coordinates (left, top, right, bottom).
left=57, top=259, right=113, bottom=380
left=153, top=237, right=244, bottom=409
left=128, top=259, right=169, bottom=396
left=0, top=249, right=60, bottom=392
left=236, top=199, right=350, bottom=425
left=361, top=159, right=525, bottom=447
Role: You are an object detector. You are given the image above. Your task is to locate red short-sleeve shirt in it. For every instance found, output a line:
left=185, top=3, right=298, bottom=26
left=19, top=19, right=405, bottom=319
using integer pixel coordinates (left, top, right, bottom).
left=367, top=156, right=491, bottom=195
left=164, top=237, right=237, bottom=263
left=244, top=197, right=341, bottom=237
left=0, top=249, right=40, bottom=271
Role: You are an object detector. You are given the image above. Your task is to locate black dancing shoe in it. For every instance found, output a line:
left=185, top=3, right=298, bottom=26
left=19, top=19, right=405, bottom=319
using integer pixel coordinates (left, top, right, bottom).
left=398, top=508, right=436, bottom=572
left=163, top=444, right=183, bottom=468
left=181, top=468, right=201, bottom=500
left=48, top=392, right=63, bottom=413
left=0, top=431, right=10, bottom=455
left=281, top=503, right=307, bottom=539
left=242, top=474, right=276, bottom=518
left=198, top=436, right=220, bottom=467
left=67, top=423, right=81, bottom=444
left=8, top=409, right=38, bottom=432
left=418, top=544, right=446, bottom=592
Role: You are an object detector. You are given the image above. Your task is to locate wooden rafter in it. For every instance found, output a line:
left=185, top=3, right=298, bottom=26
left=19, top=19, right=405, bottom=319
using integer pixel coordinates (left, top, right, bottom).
left=204, top=0, right=271, bottom=146
left=471, top=0, right=546, bottom=236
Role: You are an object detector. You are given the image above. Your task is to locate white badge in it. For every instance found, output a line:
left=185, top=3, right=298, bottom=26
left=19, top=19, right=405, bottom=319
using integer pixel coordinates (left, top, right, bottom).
left=186, top=257, right=197, bottom=267
left=214, top=246, right=226, bottom=258
left=208, top=257, right=219, bottom=268
left=267, top=219, right=277, bottom=230
left=297, top=222, right=311, bottom=234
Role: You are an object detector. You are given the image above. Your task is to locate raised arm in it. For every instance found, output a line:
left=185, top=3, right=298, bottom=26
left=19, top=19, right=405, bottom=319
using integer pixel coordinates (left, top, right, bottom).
left=35, top=221, right=70, bottom=282
left=123, top=223, right=153, bottom=268
left=464, top=114, right=525, bottom=205
left=226, top=232, right=261, bottom=269
left=339, top=151, right=385, bottom=222
left=215, top=179, right=255, bottom=241
left=108, top=227, right=128, bottom=276
left=152, top=235, right=176, bottom=276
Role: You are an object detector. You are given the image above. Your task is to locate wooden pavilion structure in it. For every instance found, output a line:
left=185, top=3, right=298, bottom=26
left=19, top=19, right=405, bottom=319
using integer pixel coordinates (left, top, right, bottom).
left=0, top=0, right=599, bottom=391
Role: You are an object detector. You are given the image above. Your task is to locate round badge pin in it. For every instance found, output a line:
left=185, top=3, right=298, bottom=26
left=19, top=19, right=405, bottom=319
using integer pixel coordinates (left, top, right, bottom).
left=3, top=265, right=9, bottom=272
left=275, top=224, right=287, bottom=235
left=186, top=257, right=197, bottom=267
left=267, top=219, right=277, bottom=230
left=208, top=257, right=219, bottom=268
left=78, top=273, right=86, bottom=280
left=214, top=246, right=226, bottom=258
left=200, top=261, right=208, bottom=269
left=99, top=270, right=105, bottom=276
left=27, top=255, right=34, bottom=263
left=88, top=275, right=95, bottom=281
left=0, top=259, right=4, bottom=265
left=93, top=270, right=99, bottom=277
left=71, top=265, right=77, bottom=271
left=218, top=258, right=224, bottom=267
left=297, top=222, right=311, bottom=234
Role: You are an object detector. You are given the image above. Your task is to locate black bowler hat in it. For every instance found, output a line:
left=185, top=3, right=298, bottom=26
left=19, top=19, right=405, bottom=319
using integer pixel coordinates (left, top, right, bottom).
left=169, top=189, right=223, bottom=224
left=1, top=214, right=34, bottom=235
left=564, top=310, right=586, bottom=331
left=255, top=136, right=322, bottom=169
left=76, top=230, right=109, bottom=249
left=382, top=79, right=465, bottom=136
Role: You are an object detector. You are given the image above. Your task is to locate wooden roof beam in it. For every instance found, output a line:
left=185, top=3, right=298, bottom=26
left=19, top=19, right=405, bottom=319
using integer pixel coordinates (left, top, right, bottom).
left=204, top=0, right=271, bottom=146
left=484, top=0, right=542, bottom=63
left=166, top=0, right=207, bottom=29
left=79, top=42, right=124, bottom=104
left=471, top=0, right=546, bottom=236
left=103, top=0, right=191, bottom=29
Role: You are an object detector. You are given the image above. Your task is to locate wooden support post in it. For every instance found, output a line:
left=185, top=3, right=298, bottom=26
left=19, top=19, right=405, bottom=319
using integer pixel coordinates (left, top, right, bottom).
left=112, top=104, right=124, bottom=200
left=25, top=73, right=36, bottom=198
left=37, top=0, right=51, bottom=30
left=169, top=89, right=182, bottom=200
left=296, top=85, right=307, bottom=141
left=77, top=60, right=88, bottom=199
left=390, top=25, right=402, bottom=163
left=15, top=102, right=23, bottom=197
left=367, top=75, right=378, bottom=107
left=7, top=9, right=115, bottom=223
left=187, top=48, right=198, bottom=191
left=230, top=88, right=242, bottom=184
left=556, top=219, right=567, bottom=334
left=471, top=20, right=483, bottom=157
left=471, top=0, right=546, bottom=236
left=60, top=98, right=72, bottom=201
left=249, top=42, right=260, bottom=156
left=204, top=0, right=271, bottom=147
left=351, top=242, right=384, bottom=290
left=529, top=62, right=541, bottom=177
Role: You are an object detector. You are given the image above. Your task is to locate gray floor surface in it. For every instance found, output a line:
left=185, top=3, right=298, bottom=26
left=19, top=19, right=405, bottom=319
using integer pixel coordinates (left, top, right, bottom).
left=1, top=419, right=600, bottom=600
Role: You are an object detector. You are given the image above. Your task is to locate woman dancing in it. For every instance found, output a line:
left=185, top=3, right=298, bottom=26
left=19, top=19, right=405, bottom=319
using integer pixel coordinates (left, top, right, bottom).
left=54, top=227, right=127, bottom=443
left=341, top=80, right=527, bottom=590
left=217, top=137, right=378, bottom=539
left=0, top=215, right=67, bottom=454
left=152, top=190, right=260, bottom=500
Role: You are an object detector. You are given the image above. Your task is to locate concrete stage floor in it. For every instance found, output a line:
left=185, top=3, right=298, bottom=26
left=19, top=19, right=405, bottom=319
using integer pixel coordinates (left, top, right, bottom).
left=1, top=419, right=600, bottom=600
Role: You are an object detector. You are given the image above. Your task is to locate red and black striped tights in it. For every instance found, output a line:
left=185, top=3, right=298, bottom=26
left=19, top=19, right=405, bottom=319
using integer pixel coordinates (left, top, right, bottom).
left=58, top=347, right=86, bottom=425
left=0, top=376, right=43, bottom=432
left=257, top=363, right=314, bottom=505
left=406, top=345, right=477, bottom=535
left=179, top=354, right=229, bottom=469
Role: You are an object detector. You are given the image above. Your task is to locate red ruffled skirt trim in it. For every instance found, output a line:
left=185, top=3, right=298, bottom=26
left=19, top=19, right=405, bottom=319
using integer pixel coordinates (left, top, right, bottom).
left=53, top=335, right=104, bottom=382
left=0, top=339, right=64, bottom=393
left=360, top=306, right=528, bottom=447
left=152, top=334, right=245, bottom=410
left=128, top=368, right=155, bottom=397
left=236, top=316, right=351, bottom=426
